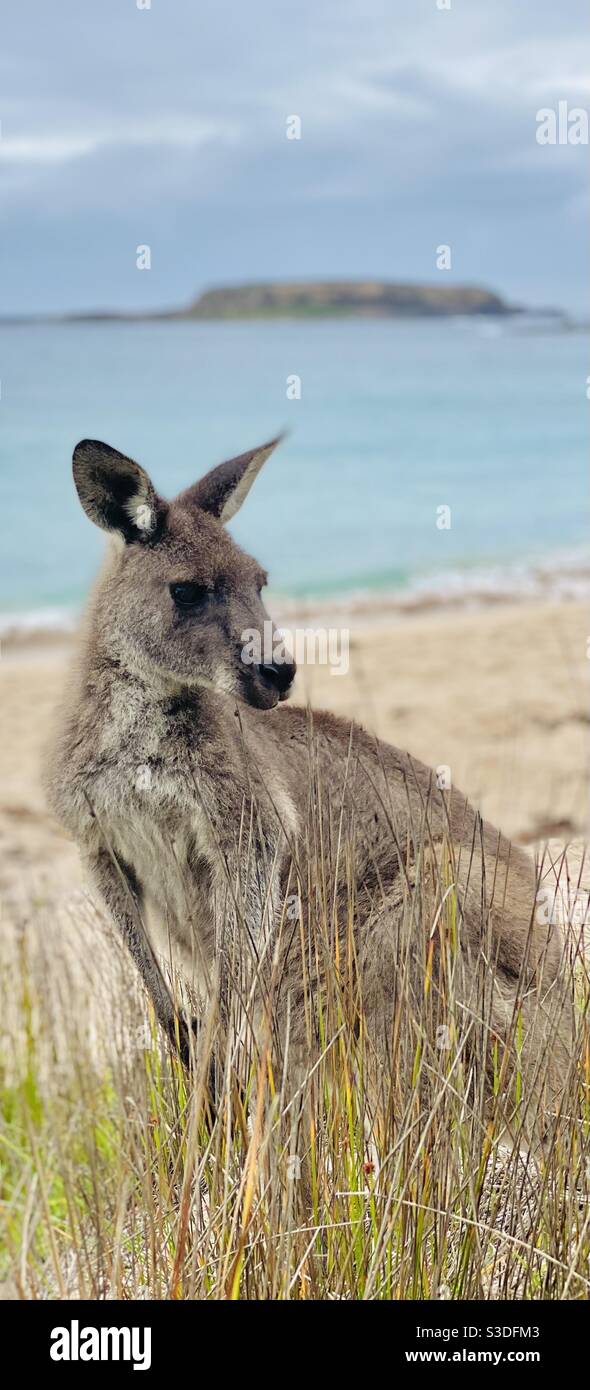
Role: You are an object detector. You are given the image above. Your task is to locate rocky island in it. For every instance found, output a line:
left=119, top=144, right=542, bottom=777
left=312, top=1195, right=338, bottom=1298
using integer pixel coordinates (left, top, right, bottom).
left=162, top=280, right=517, bottom=320
left=1, top=280, right=535, bottom=325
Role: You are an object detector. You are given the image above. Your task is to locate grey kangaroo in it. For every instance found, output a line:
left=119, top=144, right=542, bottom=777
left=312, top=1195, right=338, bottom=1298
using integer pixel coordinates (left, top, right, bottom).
left=45, top=436, right=573, bottom=1137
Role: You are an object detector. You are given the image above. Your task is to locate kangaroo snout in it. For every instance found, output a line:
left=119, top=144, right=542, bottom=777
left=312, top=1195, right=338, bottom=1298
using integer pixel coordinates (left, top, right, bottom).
left=257, top=657, right=296, bottom=699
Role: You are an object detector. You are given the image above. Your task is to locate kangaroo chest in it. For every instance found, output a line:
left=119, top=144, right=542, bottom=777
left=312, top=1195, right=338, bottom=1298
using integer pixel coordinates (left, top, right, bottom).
left=108, top=803, right=217, bottom=994
left=84, top=680, right=298, bottom=1000
left=90, top=687, right=225, bottom=994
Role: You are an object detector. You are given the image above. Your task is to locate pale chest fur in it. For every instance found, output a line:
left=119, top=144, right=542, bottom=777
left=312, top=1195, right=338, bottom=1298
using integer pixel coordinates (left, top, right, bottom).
left=106, top=806, right=217, bottom=995
left=80, top=680, right=225, bottom=994
left=77, top=674, right=298, bottom=1003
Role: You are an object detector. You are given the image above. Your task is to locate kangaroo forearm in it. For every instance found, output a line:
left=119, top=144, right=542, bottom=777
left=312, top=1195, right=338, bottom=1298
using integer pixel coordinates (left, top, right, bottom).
left=88, top=848, right=185, bottom=1054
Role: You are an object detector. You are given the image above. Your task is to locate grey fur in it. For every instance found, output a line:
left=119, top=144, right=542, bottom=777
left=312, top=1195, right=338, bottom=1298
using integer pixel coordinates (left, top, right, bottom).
left=45, top=437, right=574, bottom=1131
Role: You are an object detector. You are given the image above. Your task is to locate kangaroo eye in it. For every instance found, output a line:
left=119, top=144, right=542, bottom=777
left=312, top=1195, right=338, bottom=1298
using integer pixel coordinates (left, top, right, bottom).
left=170, top=582, right=208, bottom=609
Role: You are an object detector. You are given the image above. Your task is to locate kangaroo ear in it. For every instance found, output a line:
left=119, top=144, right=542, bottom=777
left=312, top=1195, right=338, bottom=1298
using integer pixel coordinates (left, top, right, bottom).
left=72, top=440, right=167, bottom=543
left=179, top=434, right=284, bottom=523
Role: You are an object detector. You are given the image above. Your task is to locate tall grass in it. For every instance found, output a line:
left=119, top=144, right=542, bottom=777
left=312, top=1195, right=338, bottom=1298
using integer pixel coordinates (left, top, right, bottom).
left=1, top=819, right=589, bottom=1301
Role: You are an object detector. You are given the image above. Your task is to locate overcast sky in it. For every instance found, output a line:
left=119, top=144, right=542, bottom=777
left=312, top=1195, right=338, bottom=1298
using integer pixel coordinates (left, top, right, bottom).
left=0, top=0, right=588, bottom=314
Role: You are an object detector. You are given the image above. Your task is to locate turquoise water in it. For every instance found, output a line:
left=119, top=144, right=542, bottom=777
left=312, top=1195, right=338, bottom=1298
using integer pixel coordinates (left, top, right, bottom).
left=0, top=318, right=587, bottom=623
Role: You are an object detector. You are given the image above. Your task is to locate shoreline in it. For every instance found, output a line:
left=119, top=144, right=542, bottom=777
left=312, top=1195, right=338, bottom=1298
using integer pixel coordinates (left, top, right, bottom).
left=2, top=555, right=589, bottom=650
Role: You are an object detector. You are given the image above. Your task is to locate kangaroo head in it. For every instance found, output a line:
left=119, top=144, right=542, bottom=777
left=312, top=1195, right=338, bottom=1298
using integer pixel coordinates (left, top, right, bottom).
left=72, top=436, right=296, bottom=709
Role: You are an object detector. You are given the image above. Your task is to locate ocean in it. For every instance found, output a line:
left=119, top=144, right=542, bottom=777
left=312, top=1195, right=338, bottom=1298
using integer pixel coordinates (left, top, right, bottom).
left=0, top=316, right=587, bottom=632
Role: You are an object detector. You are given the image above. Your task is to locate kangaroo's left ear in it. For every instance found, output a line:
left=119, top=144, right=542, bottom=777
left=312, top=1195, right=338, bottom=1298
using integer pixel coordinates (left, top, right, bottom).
left=73, top=439, right=167, bottom=542
left=178, top=434, right=284, bottom=523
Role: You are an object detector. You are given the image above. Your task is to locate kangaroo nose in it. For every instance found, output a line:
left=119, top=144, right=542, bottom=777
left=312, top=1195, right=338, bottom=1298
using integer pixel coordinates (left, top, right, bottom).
left=258, top=659, right=296, bottom=697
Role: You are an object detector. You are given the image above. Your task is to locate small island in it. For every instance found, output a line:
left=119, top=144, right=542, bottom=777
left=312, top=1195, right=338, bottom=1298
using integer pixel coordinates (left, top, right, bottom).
left=2, top=279, right=544, bottom=326
left=161, top=280, right=517, bottom=320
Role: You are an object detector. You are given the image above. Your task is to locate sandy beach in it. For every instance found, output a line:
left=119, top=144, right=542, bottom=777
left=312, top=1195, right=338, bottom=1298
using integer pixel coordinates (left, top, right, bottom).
left=1, top=595, right=588, bottom=939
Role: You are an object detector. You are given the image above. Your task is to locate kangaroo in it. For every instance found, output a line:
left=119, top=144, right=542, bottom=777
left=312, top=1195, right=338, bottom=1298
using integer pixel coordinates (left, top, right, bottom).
left=45, top=436, right=574, bottom=1140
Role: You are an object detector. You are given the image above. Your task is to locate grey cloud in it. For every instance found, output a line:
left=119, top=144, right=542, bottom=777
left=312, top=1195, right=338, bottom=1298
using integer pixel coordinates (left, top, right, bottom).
left=0, top=0, right=587, bottom=313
